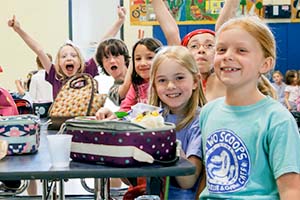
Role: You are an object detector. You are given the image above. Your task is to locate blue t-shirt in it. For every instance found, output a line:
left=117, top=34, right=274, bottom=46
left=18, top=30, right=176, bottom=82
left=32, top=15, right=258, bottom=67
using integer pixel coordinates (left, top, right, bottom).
left=199, top=97, right=300, bottom=199
left=165, top=107, right=203, bottom=200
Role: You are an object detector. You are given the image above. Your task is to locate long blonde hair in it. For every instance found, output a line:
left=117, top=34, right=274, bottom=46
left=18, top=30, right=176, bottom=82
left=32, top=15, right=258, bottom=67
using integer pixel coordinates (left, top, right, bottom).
left=258, top=75, right=277, bottom=99
left=148, top=46, right=207, bottom=131
left=54, top=43, right=86, bottom=81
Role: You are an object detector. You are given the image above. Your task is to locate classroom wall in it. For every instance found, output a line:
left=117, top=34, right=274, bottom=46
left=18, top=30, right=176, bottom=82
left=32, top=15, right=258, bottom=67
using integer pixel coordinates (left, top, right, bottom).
left=0, top=0, right=69, bottom=91
left=1, top=1, right=298, bottom=92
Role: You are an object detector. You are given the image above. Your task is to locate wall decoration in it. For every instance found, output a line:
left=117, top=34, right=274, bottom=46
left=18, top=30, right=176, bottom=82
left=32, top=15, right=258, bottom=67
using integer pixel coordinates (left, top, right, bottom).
left=130, top=0, right=300, bottom=25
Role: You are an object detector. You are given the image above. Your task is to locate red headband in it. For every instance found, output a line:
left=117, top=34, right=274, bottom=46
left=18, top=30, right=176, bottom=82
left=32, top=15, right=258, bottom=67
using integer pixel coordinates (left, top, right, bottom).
left=181, top=29, right=215, bottom=47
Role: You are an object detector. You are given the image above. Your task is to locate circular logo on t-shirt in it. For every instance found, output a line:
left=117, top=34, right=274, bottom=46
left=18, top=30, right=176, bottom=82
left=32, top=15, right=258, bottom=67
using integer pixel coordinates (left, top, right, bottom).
left=205, top=129, right=250, bottom=193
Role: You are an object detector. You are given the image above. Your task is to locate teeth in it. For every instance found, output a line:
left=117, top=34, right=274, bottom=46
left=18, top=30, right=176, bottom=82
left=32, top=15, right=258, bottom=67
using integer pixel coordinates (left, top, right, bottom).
left=222, top=68, right=238, bottom=71
left=167, top=94, right=180, bottom=98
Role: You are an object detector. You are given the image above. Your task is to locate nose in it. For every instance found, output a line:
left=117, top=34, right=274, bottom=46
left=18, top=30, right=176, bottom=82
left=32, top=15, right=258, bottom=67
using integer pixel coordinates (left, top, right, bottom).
left=139, top=58, right=148, bottom=67
left=167, top=80, right=176, bottom=89
left=109, top=56, right=116, bottom=63
left=197, top=46, right=206, bottom=54
left=224, top=49, right=234, bottom=61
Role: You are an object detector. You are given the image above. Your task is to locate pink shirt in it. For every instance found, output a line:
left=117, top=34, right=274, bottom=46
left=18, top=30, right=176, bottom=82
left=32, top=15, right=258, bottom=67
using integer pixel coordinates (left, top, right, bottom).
left=119, top=82, right=149, bottom=112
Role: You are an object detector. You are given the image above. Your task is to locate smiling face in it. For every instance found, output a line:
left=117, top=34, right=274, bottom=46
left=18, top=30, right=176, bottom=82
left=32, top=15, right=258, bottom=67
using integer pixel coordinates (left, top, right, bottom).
left=154, top=58, right=198, bottom=114
left=214, top=27, right=272, bottom=93
left=58, top=45, right=81, bottom=78
left=133, top=44, right=156, bottom=82
left=187, top=33, right=215, bottom=79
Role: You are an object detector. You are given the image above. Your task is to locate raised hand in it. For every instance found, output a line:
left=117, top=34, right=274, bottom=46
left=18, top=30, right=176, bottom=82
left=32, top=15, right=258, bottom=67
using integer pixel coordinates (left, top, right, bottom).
left=117, top=6, right=126, bottom=22
left=8, top=15, right=20, bottom=31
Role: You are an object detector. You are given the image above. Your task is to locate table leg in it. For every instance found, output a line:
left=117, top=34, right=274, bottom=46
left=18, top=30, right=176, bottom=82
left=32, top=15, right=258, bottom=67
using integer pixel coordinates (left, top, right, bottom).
left=42, top=180, right=47, bottom=200
left=41, top=180, right=65, bottom=200
left=58, top=180, right=65, bottom=200
left=94, top=178, right=110, bottom=200
left=146, top=177, right=162, bottom=195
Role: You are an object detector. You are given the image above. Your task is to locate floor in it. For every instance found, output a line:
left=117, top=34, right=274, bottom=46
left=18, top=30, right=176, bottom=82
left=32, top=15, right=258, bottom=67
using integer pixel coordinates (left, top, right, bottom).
left=1, top=178, right=128, bottom=199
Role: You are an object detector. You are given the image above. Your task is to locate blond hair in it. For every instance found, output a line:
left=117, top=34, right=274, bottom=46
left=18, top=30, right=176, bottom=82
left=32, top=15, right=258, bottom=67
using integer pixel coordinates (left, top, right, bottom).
left=148, top=46, right=207, bottom=131
left=54, top=43, right=86, bottom=81
left=258, top=75, right=277, bottom=99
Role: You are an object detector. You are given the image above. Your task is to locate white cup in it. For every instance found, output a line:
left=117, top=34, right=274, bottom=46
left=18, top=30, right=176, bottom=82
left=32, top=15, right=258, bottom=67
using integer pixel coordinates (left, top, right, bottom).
left=47, top=134, right=73, bottom=168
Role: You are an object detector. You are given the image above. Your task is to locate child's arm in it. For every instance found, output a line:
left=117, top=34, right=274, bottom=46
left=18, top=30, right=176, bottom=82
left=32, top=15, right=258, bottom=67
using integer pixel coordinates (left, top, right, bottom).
left=277, top=172, right=300, bottom=200
left=15, top=79, right=26, bottom=96
left=175, top=155, right=202, bottom=189
left=215, top=0, right=240, bottom=32
left=100, top=6, right=126, bottom=41
left=151, top=0, right=181, bottom=45
left=8, top=15, right=52, bottom=74
left=284, top=91, right=291, bottom=110
left=117, top=61, right=133, bottom=101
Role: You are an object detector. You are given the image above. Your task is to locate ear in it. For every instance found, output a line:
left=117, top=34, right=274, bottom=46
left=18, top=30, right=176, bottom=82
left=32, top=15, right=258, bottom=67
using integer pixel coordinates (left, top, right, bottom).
left=259, top=57, right=274, bottom=74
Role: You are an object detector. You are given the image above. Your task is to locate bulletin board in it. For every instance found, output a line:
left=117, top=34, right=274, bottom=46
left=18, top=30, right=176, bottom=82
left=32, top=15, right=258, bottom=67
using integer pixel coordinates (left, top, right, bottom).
left=130, top=0, right=300, bottom=25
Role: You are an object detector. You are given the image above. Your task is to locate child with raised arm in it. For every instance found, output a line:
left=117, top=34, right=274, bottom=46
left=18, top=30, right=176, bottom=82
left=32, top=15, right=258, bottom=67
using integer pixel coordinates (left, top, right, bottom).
left=151, top=0, right=240, bottom=101
left=199, top=16, right=300, bottom=199
left=8, top=15, right=97, bottom=99
left=96, top=38, right=162, bottom=119
left=8, top=6, right=126, bottom=99
left=95, top=38, right=131, bottom=106
left=148, top=46, right=207, bottom=199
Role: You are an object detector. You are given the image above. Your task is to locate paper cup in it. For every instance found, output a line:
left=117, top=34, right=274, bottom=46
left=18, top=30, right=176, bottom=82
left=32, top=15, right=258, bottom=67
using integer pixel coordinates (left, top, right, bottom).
left=47, top=134, right=73, bottom=168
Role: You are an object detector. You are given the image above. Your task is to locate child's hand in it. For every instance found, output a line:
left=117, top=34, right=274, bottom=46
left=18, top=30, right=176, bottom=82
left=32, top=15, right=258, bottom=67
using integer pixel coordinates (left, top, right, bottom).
left=8, top=15, right=20, bottom=31
left=95, top=107, right=116, bottom=120
left=117, top=6, right=126, bottom=22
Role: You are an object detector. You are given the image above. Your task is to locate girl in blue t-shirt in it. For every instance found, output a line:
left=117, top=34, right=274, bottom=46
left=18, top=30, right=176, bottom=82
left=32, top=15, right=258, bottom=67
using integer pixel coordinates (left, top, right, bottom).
left=148, top=46, right=207, bottom=199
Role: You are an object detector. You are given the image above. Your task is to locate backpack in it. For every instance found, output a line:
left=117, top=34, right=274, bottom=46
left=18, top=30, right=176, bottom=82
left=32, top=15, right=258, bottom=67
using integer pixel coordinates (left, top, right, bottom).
left=14, top=99, right=33, bottom=115
left=0, top=88, right=19, bottom=116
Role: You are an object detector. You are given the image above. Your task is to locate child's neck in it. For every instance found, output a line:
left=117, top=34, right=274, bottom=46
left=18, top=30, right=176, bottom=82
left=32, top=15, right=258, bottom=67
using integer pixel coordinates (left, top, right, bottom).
left=226, top=88, right=265, bottom=106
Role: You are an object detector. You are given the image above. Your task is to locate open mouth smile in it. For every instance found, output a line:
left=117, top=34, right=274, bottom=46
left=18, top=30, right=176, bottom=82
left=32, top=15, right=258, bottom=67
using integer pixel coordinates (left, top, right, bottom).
left=66, top=64, right=74, bottom=71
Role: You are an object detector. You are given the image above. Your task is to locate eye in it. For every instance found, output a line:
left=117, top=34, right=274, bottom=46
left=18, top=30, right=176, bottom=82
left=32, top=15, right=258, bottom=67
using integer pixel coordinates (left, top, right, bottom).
left=135, top=57, right=141, bottom=61
left=216, top=47, right=226, bottom=54
left=189, top=44, right=199, bottom=49
left=157, top=78, right=166, bottom=83
left=147, top=56, right=154, bottom=60
left=71, top=53, right=78, bottom=57
left=238, top=48, right=247, bottom=53
left=206, top=43, right=215, bottom=49
left=175, top=75, right=185, bottom=81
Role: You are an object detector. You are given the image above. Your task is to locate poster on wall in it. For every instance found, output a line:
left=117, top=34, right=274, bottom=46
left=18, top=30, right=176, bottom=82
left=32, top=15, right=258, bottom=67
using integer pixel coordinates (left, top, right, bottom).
left=130, top=0, right=300, bottom=25
left=130, top=0, right=223, bottom=25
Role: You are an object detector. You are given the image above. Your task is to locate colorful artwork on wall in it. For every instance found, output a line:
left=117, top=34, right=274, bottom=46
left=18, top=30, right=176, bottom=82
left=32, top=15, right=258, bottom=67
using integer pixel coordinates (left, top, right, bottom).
left=129, top=0, right=300, bottom=25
